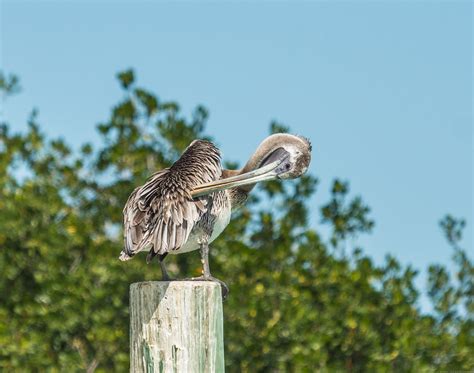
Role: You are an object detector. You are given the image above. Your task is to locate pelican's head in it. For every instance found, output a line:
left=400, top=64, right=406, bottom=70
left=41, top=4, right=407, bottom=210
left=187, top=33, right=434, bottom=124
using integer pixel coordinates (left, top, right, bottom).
left=259, top=134, right=312, bottom=180
left=191, top=133, right=312, bottom=197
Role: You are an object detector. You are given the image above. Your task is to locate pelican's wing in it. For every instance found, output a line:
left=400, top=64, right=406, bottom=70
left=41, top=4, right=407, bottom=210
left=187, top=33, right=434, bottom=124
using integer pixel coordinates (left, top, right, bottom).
left=122, top=169, right=207, bottom=261
left=121, top=140, right=222, bottom=262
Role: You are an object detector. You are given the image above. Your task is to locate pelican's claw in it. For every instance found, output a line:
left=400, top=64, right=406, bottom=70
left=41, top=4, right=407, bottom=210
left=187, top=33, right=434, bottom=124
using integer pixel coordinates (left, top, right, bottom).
left=183, top=276, right=229, bottom=300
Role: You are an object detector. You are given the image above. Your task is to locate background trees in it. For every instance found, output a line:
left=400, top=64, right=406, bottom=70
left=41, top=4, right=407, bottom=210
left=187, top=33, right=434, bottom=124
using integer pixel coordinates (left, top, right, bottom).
left=0, top=70, right=472, bottom=371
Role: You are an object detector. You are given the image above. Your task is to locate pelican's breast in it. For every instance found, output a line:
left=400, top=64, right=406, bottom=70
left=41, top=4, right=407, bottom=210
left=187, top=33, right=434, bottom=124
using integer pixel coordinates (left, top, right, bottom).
left=209, top=199, right=231, bottom=243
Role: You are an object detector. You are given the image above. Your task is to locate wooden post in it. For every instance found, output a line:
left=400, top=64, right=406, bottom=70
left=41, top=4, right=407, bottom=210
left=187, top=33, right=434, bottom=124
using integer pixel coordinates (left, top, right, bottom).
left=129, top=281, right=224, bottom=373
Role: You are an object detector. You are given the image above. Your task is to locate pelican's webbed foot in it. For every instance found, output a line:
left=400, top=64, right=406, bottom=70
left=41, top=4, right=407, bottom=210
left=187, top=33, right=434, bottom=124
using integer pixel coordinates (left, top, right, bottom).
left=184, top=275, right=229, bottom=299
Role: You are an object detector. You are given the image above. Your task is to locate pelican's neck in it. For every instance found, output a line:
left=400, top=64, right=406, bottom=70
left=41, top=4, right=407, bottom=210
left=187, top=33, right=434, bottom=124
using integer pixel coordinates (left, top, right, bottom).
left=241, top=143, right=274, bottom=174
left=236, top=134, right=292, bottom=192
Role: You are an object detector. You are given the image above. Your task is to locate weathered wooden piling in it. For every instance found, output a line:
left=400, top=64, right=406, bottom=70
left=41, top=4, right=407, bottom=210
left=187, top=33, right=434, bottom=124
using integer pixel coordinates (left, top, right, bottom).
left=129, top=281, right=224, bottom=373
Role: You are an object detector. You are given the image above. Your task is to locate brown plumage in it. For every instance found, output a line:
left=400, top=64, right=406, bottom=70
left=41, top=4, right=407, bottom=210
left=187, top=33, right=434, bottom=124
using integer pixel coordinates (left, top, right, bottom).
left=121, top=140, right=222, bottom=262
left=119, top=133, right=312, bottom=293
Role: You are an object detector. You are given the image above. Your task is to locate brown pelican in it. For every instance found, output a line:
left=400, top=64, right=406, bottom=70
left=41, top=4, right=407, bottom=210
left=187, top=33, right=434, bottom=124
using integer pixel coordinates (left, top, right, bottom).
left=119, top=133, right=312, bottom=295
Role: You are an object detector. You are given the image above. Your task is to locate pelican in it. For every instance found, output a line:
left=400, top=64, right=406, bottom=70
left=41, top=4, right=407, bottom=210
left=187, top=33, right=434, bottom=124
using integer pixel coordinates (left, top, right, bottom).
left=119, top=133, right=312, bottom=295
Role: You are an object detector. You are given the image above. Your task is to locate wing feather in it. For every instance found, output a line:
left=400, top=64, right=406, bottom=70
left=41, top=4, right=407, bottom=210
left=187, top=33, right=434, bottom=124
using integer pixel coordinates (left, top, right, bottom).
left=121, top=140, right=222, bottom=261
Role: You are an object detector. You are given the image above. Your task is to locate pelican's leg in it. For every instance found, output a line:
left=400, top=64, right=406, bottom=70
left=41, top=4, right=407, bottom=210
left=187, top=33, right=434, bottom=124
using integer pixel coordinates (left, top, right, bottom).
left=158, top=253, right=171, bottom=281
left=185, top=243, right=229, bottom=299
left=200, top=242, right=211, bottom=278
left=200, top=243, right=229, bottom=299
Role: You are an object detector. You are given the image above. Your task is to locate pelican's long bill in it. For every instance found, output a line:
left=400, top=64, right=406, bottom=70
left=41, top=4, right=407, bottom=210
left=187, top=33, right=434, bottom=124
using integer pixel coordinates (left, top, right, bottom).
left=191, top=160, right=281, bottom=198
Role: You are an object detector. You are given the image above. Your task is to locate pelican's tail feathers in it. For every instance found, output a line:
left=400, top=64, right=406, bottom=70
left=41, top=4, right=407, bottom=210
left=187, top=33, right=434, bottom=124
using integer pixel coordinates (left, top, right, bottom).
left=119, top=250, right=133, bottom=261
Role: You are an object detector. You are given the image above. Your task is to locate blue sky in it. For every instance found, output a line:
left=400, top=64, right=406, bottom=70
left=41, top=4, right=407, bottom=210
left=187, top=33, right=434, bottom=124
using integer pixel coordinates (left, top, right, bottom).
left=1, top=1, right=472, bottom=310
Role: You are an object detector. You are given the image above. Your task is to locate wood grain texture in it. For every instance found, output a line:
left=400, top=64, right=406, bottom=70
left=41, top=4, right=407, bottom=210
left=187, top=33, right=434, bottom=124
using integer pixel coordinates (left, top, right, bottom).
left=130, top=281, right=224, bottom=373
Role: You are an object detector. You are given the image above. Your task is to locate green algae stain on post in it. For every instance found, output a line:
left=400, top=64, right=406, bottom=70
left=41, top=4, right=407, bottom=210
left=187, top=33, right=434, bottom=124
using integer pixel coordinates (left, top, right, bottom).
left=142, top=343, right=154, bottom=373
left=129, top=281, right=225, bottom=373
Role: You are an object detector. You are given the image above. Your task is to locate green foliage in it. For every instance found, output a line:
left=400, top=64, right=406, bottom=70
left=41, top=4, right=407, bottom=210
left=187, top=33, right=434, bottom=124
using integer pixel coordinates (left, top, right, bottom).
left=0, top=70, right=472, bottom=371
left=0, top=72, right=20, bottom=96
left=321, top=180, right=374, bottom=249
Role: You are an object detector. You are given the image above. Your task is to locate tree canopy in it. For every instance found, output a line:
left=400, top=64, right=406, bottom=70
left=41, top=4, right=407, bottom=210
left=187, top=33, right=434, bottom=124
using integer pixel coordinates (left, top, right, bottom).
left=0, top=70, right=472, bottom=372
